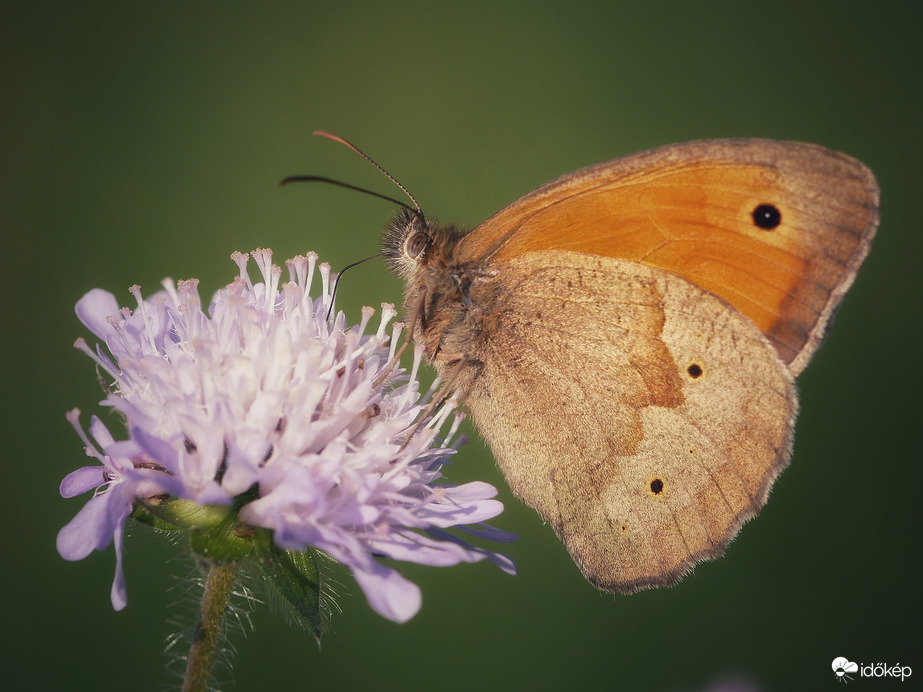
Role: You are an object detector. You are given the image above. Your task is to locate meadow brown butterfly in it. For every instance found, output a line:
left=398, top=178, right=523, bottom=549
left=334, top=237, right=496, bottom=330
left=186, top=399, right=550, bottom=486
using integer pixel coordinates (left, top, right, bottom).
left=313, top=135, right=879, bottom=594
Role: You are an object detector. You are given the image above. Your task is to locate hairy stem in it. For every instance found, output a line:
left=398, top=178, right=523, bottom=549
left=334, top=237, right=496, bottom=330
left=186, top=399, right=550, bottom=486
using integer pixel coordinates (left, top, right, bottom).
left=183, top=562, right=238, bottom=692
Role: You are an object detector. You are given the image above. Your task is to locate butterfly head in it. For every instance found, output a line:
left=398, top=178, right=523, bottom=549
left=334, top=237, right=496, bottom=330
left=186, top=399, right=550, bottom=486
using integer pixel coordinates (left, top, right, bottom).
left=382, top=207, right=433, bottom=280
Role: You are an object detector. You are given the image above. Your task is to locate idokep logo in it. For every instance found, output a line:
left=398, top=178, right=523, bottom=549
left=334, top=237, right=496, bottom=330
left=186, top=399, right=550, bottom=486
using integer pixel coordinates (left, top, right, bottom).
left=832, top=657, right=913, bottom=683
left=832, top=658, right=859, bottom=683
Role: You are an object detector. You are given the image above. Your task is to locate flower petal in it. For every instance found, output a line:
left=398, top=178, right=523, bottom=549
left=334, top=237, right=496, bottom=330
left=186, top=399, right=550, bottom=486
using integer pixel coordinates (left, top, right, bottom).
left=110, top=516, right=128, bottom=610
left=57, top=492, right=116, bottom=560
left=59, top=465, right=107, bottom=498
left=351, top=562, right=422, bottom=623
left=75, top=288, right=121, bottom=341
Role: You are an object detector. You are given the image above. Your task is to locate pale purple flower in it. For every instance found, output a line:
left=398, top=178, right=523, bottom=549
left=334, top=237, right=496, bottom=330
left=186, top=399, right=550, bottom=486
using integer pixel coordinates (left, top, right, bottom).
left=57, top=249, right=515, bottom=622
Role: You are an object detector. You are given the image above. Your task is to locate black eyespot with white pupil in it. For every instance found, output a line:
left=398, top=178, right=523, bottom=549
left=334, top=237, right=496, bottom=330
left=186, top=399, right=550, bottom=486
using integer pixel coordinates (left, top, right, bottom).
left=405, top=231, right=428, bottom=259
left=751, top=203, right=782, bottom=230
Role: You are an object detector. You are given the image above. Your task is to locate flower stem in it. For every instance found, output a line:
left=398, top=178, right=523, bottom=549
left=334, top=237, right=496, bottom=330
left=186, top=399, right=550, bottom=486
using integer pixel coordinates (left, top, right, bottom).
left=183, top=562, right=238, bottom=692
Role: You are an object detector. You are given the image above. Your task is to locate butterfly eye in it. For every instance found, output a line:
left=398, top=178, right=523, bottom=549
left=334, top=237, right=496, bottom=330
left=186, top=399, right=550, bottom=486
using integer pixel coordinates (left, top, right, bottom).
left=405, top=231, right=429, bottom=259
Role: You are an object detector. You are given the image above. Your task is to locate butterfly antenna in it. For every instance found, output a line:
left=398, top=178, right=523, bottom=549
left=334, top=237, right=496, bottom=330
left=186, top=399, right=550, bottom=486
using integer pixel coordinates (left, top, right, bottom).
left=313, top=130, right=424, bottom=219
left=279, top=175, right=417, bottom=213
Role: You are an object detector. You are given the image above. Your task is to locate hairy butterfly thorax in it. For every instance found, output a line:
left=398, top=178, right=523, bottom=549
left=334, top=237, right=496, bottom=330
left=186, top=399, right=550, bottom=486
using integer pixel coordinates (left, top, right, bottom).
left=383, top=207, right=495, bottom=371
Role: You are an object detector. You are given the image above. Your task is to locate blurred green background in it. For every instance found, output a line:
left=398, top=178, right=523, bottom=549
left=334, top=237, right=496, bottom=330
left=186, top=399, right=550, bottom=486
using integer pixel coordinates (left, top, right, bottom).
left=4, top=2, right=920, bottom=690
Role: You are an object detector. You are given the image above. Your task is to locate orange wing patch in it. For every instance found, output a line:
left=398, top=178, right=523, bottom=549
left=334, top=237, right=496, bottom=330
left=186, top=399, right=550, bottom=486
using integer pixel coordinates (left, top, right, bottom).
left=459, top=141, right=878, bottom=372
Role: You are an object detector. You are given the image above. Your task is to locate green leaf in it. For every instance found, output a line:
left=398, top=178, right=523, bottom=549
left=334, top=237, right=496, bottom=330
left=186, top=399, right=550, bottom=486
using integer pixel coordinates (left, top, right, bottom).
left=255, top=531, right=324, bottom=639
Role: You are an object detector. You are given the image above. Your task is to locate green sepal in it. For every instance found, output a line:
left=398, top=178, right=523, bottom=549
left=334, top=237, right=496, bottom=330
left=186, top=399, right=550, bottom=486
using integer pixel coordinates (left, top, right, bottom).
left=132, top=499, right=231, bottom=533
left=254, top=529, right=324, bottom=639
left=187, top=507, right=256, bottom=563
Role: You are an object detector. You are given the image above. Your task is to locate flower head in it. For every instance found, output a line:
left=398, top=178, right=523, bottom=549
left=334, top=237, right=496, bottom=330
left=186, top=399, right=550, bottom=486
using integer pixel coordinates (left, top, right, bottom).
left=58, top=249, right=514, bottom=623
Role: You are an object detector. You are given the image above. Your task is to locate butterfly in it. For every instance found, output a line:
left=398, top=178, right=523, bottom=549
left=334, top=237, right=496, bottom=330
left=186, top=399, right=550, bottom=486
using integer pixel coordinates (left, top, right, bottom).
left=306, top=135, right=879, bottom=593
